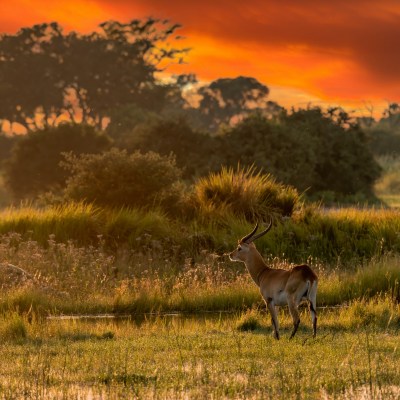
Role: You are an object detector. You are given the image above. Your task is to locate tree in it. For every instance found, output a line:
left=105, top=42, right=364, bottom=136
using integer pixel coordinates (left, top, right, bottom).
left=0, top=23, right=65, bottom=131
left=132, top=118, right=215, bottom=178
left=0, top=132, right=18, bottom=163
left=63, top=148, right=183, bottom=210
left=218, top=113, right=317, bottom=191
left=218, top=108, right=381, bottom=197
left=194, top=76, right=270, bottom=131
left=5, top=124, right=111, bottom=199
left=0, top=19, right=187, bottom=131
left=105, top=104, right=162, bottom=150
left=283, top=108, right=381, bottom=195
left=382, top=102, right=400, bottom=129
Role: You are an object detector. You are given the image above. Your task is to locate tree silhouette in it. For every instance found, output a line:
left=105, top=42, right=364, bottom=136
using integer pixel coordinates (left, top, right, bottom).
left=196, top=76, right=270, bottom=130
left=0, top=19, right=187, bottom=131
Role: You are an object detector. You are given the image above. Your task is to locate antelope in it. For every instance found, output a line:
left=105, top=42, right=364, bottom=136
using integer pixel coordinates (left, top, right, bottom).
left=229, top=219, right=318, bottom=340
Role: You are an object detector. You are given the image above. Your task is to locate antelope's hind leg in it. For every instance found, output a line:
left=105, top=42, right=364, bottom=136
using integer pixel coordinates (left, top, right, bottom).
left=288, top=297, right=300, bottom=339
left=266, top=301, right=280, bottom=340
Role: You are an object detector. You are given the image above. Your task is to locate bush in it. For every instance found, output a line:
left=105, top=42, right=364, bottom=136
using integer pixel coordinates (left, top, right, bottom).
left=63, top=149, right=184, bottom=212
left=219, top=109, right=381, bottom=197
left=4, top=123, right=111, bottom=199
left=134, top=118, right=215, bottom=178
left=192, top=165, right=299, bottom=221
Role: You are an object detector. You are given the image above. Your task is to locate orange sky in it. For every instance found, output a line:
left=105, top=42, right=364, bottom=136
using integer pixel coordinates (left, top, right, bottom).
left=1, top=0, right=400, bottom=117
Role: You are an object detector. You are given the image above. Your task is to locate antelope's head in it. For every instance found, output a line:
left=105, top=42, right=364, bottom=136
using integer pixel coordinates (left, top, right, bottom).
left=229, top=218, right=273, bottom=263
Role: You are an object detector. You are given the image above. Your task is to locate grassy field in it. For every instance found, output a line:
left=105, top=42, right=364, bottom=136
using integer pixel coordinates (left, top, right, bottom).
left=0, top=203, right=400, bottom=316
left=0, top=302, right=399, bottom=399
left=0, top=203, right=400, bottom=398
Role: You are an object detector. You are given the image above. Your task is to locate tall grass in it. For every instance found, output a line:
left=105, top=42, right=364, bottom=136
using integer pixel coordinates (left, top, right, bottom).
left=193, top=165, right=299, bottom=221
left=1, top=222, right=400, bottom=315
left=1, top=202, right=400, bottom=264
left=0, top=201, right=400, bottom=316
left=0, top=202, right=101, bottom=245
left=318, top=255, right=400, bottom=305
left=0, top=203, right=173, bottom=249
left=253, top=206, right=400, bottom=264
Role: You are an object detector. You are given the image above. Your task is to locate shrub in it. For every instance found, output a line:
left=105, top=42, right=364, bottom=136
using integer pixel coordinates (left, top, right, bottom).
left=63, top=149, right=184, bottom=212
left=219, top=110, right=381, bottom=197
left=192, top=165, right=299, bottom=221
left=4, top=123, right=111, bottom=199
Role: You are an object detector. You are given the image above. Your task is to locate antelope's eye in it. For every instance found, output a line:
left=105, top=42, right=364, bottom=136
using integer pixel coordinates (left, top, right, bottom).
left=237, top=246, right=242, bottom=251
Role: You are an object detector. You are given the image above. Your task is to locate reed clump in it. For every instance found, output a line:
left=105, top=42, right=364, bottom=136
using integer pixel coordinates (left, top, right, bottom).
left=192, top=165, right=299, bottom=221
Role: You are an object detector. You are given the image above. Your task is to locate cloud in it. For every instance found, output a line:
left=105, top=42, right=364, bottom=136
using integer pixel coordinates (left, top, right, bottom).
left=97, top=0, right=400, bottom=101
left=1, top=0, right=400, bottom=106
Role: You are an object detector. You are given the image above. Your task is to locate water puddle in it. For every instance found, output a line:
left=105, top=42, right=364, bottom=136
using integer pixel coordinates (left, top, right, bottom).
left=46, top=311, right=236, bottom=327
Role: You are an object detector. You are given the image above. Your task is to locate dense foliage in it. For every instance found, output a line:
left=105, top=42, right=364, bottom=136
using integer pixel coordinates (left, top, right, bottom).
left=63, top=149, right=183, bottom=210
left=0, top=19, right=394, bottom=206
left=5, top=124, right=111, bottom=198
left=0, top=20, right=186, bottom=130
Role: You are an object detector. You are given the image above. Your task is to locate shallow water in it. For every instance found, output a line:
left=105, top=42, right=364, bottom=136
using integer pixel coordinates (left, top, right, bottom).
left=47, top=310, right=237, bottom=328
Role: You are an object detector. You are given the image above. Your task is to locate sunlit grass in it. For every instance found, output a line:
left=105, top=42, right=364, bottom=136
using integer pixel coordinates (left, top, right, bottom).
left=0, top=302, right=399, bottom=398
left=193, top=165, right=300, bottom=220
left=0, top=202, right=101, bottom=245
left=1, top=202, right=400, bottom=265
left=0, top=202, right=400, bottom=318
left=1, top=228, right=400, bottom=315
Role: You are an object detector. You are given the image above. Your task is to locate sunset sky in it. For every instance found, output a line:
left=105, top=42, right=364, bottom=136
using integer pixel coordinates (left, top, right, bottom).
left=1, top=0, right=400, bottom=118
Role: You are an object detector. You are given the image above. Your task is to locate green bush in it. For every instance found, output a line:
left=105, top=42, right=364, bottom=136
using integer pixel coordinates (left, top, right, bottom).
left=192, top=165, right=299, bottom=221
left=218, top=109, right=381, bottom=197
left=63, top=149, right=184, bottom=212
left=4, top=123, right=111, bottom=199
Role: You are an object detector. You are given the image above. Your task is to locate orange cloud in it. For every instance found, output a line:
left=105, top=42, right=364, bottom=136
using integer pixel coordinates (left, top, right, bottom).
left=1, top=0, right=399, bottom=114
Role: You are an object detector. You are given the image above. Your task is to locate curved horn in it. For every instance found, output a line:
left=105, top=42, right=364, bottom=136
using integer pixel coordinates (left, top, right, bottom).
left=248, top=217, right=273, bottom=242
left=240, top=223, right=259, bottom=243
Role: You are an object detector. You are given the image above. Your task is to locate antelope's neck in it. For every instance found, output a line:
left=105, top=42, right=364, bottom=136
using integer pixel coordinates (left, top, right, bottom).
left=245, top=251, right=269, bottom=287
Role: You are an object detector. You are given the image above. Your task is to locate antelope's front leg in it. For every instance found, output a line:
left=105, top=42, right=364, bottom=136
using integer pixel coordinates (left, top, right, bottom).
left=266, top=300, right=280, bottom=340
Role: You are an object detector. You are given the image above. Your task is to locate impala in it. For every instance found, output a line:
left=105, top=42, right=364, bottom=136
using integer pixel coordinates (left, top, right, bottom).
left=229, top=219, right=318, bottom=340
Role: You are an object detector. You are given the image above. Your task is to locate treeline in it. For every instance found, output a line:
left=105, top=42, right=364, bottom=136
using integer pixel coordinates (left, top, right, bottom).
left=0, top=19, right=399, bottom=209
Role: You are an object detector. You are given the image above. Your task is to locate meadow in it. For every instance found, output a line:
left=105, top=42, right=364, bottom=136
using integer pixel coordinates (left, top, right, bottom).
left=0, top=202, right=400, bottom=398
left=0, top=303, right=399, bottom=399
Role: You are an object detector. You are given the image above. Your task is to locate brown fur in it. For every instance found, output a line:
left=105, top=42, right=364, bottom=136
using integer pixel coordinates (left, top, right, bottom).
left=230, top=238, right=318, bottom=340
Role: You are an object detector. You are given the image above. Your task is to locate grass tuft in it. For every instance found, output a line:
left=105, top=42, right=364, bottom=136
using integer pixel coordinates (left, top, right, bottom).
left=193, top=165, right=299, bottom=221
left=235, top=309, right=264, bottom=331
left=0, top=312, right=27, bottom=341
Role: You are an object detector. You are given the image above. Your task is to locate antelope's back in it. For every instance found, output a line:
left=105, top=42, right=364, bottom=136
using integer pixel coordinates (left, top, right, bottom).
left=291, top=264, right=318, bottom=283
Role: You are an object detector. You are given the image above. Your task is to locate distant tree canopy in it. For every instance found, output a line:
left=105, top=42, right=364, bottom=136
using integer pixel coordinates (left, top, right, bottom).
left=0, top=19, right=387, bottom=204
left=0, top=19, right=187, bottom=131
left=192, top=76, right=272, bottom=131
left=5, top=124, right=111, bottom=198
left=217, top=108, right=381, bottom=196
left=128, top=118, right=215, bottom=178
left=364, top=103, right=400, bottom=156
left=366, top=128, right=400, bottom=156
